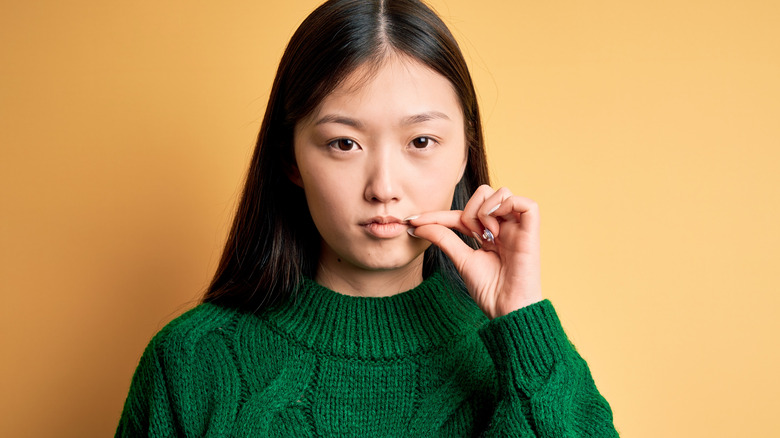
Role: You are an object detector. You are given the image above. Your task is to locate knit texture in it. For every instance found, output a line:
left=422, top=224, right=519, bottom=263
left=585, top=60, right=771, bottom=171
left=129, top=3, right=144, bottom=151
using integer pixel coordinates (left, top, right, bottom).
left=116, top=273, right=618, bottom=437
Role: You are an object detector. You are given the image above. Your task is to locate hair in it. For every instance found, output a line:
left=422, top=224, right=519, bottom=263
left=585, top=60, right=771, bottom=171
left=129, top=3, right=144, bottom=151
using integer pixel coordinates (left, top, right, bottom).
left=203, top=0, right=490, bottom=313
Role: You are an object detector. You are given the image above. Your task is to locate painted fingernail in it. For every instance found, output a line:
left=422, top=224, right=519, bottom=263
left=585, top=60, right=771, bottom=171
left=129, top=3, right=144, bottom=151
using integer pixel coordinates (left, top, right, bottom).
left=407, top=227, right=419, bottom=238
left=471, top=231, right=483, bottom=245
left=403, top=215, right=419, bottom=223
left=482, top=228, right=494, bottom=243
left=487, top=204, right=500, bottom=216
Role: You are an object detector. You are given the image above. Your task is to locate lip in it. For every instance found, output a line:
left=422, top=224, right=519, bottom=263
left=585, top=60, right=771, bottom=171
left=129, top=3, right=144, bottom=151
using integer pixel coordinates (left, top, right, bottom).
left=360, top=216, right=408, bottom=239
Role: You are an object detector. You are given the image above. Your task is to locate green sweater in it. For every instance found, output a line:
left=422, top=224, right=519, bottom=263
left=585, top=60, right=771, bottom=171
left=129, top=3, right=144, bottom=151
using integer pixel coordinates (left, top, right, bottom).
left=116, top=273, right=618, bottom=436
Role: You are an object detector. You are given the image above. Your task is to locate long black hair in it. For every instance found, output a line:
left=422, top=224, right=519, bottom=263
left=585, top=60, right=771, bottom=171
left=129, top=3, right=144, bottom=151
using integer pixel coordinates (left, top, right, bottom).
left=203, top=0, right=490, bottom=312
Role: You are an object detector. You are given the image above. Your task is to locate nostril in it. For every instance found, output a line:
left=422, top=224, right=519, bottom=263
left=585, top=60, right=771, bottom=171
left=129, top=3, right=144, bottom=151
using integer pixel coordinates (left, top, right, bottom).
left=363, top=163, right=401, bottom=203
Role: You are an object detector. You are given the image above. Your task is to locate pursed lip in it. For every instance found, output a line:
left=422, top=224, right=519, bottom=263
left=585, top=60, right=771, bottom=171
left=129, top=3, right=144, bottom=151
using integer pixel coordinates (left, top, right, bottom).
left=360, top=216, right=405, bottom=226
left=360, top=216, right=408, bottom=238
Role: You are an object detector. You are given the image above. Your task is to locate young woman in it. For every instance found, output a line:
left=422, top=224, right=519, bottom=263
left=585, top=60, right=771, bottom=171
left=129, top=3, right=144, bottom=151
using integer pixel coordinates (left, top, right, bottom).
left=116, top=0, right=619, bottom=436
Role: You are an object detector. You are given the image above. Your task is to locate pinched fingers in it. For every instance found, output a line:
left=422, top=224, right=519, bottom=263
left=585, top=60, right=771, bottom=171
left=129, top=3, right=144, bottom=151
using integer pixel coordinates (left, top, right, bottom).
left=406, top=186, right=540, bottom=246
left=405, top=210, right=470, bottom=235
left=406, top=208, right=488, bottom=246
left=405, top=211, right=476, bottom=271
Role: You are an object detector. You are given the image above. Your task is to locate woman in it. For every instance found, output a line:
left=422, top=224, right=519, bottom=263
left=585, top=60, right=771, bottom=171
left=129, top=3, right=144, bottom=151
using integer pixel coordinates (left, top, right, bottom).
left=116, top=0, right=619, bottom=436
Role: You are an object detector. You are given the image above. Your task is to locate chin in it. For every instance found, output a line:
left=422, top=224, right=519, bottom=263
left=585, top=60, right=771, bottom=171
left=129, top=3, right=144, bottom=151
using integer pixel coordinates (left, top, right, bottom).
left=355, top=256, right=418, bottom=272
left=322, top=237, right=430, bottom=274
left=353, top=247, right=427, bottom=272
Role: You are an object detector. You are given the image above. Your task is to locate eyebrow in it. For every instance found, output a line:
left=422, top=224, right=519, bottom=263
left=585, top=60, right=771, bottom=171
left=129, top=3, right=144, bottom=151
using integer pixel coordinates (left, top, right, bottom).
left=401, top=111, right=451, bottom=125
left=314, top=114, right=364, bottom=128
left=313, top=111, right=451, bottom=128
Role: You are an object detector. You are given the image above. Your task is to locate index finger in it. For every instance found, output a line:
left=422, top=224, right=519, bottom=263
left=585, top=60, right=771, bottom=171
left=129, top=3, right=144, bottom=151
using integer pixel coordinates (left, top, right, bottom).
left=406, top=210, right=470, bottom=235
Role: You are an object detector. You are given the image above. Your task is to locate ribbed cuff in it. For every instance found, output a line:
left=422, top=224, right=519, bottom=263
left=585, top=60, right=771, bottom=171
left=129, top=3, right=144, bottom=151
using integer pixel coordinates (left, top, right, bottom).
left=478, top=300, right=574, bottom=396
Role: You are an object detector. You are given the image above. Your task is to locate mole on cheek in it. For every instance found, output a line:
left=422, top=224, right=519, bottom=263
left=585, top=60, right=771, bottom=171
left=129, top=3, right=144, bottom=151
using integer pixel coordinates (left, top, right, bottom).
left=337, top=258, right=341, bottom=262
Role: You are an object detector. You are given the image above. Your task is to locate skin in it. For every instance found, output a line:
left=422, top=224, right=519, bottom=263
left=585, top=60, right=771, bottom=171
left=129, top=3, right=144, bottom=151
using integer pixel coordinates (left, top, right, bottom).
left=292, top=53, right=542, bottom=317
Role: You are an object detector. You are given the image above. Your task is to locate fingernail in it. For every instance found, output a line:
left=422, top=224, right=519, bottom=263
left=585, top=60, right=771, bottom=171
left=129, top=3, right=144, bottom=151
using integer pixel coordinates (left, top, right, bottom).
left=471, top=231, right=483, bottom=245
left=407, top=227, right=419, bottom=238
left=487, top=204, right=500, bottom=216
left=403, top=215, right=419, bottom=223
left=482, top=228, right=494, bottom=243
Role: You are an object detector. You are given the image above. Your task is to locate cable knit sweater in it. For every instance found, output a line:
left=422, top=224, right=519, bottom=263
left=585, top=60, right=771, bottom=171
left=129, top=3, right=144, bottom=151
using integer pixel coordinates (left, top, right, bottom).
left=116, top=273, right=618, bottom=436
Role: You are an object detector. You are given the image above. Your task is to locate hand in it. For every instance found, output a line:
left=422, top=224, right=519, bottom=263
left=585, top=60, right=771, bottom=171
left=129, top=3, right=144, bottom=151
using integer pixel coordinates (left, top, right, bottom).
left=407, top=185, right=542, bottom=319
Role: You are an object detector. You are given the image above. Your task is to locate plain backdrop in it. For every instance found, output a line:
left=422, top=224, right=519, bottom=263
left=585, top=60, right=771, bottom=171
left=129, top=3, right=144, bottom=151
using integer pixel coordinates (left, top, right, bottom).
left=1, top=0, right=779, bottom=436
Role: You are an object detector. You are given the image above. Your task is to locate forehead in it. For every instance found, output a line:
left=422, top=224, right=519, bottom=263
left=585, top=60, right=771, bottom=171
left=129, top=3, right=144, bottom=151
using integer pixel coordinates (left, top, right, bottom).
left=305, top=54, right=464, bottom=126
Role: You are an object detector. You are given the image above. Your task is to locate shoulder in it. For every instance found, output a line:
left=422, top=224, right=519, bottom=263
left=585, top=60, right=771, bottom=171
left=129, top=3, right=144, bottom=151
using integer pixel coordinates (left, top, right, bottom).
left=143, top=302, right=244, bottom=362
left=121, top=303, right=254, bottom=434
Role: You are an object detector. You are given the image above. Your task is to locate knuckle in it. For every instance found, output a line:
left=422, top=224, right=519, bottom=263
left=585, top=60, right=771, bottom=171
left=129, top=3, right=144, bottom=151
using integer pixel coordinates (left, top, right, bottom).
left=475, top=184, right=494, bottom=196
left=512, top=195, right=538, bottom=211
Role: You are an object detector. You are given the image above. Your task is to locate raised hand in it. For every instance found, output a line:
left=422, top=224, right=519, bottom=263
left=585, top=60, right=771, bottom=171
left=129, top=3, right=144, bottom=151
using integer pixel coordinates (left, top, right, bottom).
left=407, top=185, right=542, bottom=319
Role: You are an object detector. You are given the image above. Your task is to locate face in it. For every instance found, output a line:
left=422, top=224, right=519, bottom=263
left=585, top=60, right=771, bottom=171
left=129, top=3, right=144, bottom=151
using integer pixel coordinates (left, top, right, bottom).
left=292, top=54, right=467, bottom=280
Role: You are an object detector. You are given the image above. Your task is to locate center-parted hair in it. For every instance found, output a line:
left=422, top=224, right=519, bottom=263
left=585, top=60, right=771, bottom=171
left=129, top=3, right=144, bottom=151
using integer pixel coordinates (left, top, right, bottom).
left=204, top=0, right=490, bottom=313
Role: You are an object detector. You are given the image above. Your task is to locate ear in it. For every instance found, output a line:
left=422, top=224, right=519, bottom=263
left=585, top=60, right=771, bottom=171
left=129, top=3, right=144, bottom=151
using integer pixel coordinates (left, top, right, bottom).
left=286, top=163, right=304, bottom=188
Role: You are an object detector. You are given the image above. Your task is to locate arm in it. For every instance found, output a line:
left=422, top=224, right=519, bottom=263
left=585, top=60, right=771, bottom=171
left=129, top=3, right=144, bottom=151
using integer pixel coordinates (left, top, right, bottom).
left=478, top=300, right=618, bottom=437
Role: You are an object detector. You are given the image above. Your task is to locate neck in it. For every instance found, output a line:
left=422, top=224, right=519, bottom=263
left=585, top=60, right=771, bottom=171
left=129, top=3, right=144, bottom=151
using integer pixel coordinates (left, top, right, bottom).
left=315, top=254, right=425, bottom=297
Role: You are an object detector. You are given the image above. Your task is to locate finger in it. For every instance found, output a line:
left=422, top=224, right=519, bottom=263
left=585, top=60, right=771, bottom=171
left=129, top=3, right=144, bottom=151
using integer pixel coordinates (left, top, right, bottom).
left=476, top=187, right=515, bottom=239
left=406, top=210, right=471, bottom=235
left=461, top=184, right=497, bottom=238
left=487, top=194, right=540, bottom=229
left=407, top=210, right=489, bottom=247
left=461, top=186, right=512, bottom=240
left=410, top=223, right=475, bottom=272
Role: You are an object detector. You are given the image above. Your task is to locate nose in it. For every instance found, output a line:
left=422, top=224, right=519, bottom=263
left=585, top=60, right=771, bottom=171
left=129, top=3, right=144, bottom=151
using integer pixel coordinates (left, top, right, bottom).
left=364, top=150, right=402, bottom=204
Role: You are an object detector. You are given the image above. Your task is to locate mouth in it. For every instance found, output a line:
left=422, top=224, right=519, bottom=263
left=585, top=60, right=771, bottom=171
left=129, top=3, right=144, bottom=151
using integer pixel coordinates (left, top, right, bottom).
left=360, top=216, right=408, bottom=238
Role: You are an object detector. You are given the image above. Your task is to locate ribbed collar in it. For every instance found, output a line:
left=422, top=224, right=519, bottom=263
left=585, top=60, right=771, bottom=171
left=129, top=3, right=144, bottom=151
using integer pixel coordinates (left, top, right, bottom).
left=261, top=273, right=488, bottom=360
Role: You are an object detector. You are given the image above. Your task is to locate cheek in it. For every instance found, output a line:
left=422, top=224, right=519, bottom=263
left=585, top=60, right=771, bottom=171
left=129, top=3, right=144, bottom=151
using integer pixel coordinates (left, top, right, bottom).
left=408, top=156, right=465, bottom=209
left=299, top=162, right=359, bottom=226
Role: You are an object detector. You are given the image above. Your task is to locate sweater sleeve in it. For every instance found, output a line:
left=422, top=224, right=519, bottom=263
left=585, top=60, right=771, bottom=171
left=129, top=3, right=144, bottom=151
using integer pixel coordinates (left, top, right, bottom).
left=477, top=300, right=619, bottom=437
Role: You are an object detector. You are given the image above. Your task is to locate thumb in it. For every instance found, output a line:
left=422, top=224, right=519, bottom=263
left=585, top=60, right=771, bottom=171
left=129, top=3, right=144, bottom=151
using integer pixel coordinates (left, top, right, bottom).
left=411, top=223, right=474, bottom=271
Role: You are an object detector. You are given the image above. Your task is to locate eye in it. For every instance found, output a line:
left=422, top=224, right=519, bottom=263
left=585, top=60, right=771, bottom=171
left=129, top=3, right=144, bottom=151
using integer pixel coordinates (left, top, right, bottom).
left=328, top=138, right=359, bottom=151
left=410, top=136, right=435, bottom=149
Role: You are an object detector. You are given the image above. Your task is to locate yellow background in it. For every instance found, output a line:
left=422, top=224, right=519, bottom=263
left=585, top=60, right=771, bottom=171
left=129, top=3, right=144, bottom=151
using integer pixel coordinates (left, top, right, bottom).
left=2, top=0, right=778, bottom=436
